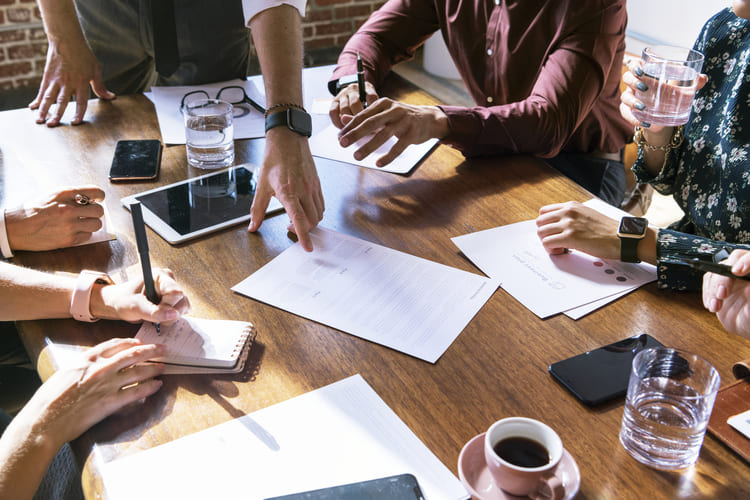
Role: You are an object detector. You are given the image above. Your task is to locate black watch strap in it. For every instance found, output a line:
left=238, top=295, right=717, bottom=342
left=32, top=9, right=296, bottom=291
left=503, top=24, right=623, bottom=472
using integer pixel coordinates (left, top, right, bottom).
left=620, top=238, right=641, bottom=263
left=264, top=108, right=312, bottom=138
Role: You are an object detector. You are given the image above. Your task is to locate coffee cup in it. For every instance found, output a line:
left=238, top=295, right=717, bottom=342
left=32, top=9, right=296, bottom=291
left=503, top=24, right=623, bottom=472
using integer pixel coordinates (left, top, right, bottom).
left=484, top=417, right=565, bottom=499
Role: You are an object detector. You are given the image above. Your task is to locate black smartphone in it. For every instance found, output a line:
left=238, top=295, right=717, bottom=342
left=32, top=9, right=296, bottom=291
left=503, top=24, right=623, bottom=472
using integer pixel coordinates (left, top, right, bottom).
left=548, top=334, right=665, bottom=406
left=263, top=474, right=424, bottom=500
left=109, top=139, right=162, bottom=181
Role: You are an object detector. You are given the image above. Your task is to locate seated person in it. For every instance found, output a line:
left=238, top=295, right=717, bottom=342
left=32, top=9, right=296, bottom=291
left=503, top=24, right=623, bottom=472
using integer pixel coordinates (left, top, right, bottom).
left=0, top=261, right=190, bottom=499
left=703, top=248, right=750, bottom=340
left=328, top=0, right=632, bottom=206
left=1, top=186, right=105, bottom=258
left=536, top=3, right=750, bottom=290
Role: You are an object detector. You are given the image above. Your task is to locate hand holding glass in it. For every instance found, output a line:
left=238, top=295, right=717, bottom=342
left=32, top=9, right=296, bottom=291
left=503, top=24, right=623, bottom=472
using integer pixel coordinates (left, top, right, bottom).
left=632, top=45, right=704, bottom=127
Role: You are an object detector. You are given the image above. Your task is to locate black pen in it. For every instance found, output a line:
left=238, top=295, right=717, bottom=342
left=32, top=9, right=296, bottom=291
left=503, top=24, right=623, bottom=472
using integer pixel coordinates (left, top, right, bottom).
left=675, top=257, right=750, bottom=281
left=357, top=52, right=367, bottom=109
left=130, top=202, right=161, bottom=333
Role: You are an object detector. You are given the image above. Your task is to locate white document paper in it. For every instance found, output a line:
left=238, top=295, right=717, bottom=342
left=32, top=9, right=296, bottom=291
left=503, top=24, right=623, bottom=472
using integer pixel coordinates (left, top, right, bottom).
left=101, top=375, right=469, bottom=500
left=310, top=124, right=439, bottom=174
left=451, top=199, right=656, bottom=319
left=150, top=79, right=267, bottom=144
left=233, top=227, right=498, bottom=363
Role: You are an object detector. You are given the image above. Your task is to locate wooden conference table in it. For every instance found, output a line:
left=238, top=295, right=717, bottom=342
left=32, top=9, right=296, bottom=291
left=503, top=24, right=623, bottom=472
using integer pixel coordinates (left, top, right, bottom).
left=2, top=74, right=749, bottom=499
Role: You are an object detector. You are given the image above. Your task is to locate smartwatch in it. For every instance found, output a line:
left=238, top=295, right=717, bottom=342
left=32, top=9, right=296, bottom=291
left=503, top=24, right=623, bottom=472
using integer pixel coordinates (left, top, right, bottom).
left=617, top=216, right=648, bottom=263
left=328, top=74, right=358, bottom=96
left=70, top=270, right=114, bottom=322
left=264, top=108, right=312, bottom=138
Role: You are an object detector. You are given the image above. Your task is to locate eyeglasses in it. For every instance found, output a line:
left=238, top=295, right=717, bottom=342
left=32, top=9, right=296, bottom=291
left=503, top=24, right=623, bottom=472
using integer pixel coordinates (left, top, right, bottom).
left=180, top=86, right=265, bottom=116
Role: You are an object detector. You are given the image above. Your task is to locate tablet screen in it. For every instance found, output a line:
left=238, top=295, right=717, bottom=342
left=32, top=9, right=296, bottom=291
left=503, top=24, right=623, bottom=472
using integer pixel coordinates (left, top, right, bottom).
left=135, top=166, right=257, bottom=236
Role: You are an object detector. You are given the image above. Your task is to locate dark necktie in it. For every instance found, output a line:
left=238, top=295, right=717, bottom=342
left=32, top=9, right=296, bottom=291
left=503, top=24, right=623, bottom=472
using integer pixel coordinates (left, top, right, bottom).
left=151, top=0, right=179, bottom=77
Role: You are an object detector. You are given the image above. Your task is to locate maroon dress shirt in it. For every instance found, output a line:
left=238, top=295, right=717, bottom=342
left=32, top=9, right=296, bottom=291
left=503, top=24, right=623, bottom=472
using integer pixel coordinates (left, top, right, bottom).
left=331, top=0, right=632, bottom=158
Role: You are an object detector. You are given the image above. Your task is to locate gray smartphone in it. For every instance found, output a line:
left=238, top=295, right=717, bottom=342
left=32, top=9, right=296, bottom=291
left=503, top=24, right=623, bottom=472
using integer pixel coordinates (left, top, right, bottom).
left=263, top=474, right=424, bottom=500
left=109, top=139, right=162, bottom=181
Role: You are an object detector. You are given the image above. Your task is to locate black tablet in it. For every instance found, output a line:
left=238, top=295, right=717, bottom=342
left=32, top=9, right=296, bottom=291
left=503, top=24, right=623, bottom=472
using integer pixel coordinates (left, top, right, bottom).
left=121, top=165, right=283, bottom=244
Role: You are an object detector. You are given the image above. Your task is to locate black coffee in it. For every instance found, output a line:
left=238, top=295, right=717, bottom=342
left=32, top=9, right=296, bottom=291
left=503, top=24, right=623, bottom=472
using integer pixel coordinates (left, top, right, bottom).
left=493, top=437, right=549, bottom=468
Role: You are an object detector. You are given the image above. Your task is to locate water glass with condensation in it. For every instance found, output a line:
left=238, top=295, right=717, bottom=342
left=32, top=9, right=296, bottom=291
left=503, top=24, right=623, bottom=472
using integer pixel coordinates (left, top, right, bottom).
left=631, top=45, right=704, bottom=127
left=620, top=347, right=720, bottom=470
left=183, top=98, right=234, bottom=169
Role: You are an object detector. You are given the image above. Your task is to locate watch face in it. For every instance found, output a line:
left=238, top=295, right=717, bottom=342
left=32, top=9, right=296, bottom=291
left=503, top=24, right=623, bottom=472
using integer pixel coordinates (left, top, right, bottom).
left=288, top=108, right=312, bottom=137
left=618, top=216, right=648, bottom=236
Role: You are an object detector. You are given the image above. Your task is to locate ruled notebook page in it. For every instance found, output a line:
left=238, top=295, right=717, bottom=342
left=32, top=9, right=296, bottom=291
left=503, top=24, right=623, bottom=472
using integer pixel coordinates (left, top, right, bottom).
left=136, top=316, right=252, bottom=368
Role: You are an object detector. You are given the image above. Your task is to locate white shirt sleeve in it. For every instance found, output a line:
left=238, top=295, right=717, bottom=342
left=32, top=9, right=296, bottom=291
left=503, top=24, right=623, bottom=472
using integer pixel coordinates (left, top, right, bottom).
left=242, top=0, right=307, bottom=26
left=0, top=209, right=14, bottom=259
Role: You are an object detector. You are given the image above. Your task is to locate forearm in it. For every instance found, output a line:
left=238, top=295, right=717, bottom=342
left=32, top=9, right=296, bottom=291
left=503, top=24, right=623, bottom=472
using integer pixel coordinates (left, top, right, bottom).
left=331, top=0, right=439, bottom=89
left=0, top=409, right=60, bottom=500
left=37, top=0, right=87, bottom=46
left=249, top=5, right=304, bottom=106
left=0, top=262, right=74, bottom=321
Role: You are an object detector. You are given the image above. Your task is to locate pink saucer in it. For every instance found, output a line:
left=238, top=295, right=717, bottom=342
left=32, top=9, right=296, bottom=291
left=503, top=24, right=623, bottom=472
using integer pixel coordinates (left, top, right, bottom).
left=458, top=433, right=580, bottom=500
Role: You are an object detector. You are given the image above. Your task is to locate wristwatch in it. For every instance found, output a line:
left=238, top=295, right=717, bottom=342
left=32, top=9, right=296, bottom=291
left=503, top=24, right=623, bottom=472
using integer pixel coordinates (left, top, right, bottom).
left=70, top=270, right=114, bottom=322
left=264, top=108, right=312, bottom=138
left=617, top=216, right=648, bottom=263
left=328, top=74, right=358, bottom=96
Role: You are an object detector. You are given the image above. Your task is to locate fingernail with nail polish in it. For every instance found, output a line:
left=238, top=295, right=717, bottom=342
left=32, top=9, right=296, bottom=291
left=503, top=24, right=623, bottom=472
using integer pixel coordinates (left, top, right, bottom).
left=641, top=121, right=651, bottom=128
left=636, top=82, right=649, bottom=92
left=634, top=102, right=646, bottom=111
left=634, top=66, right=644, bottom=77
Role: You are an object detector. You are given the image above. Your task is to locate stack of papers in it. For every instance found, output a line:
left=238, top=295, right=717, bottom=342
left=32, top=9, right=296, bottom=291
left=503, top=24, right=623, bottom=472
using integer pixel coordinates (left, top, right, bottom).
left=101, top=375, right=469, bottom=500
left=451, top=199, right=657, bottom=319
left=233, top=227, right=499, bottom=363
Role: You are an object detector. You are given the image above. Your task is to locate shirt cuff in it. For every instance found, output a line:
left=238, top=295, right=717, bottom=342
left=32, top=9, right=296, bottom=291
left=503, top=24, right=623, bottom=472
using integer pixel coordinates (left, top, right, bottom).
left=0, top=209, right=14, bottom=259
left=242, top=0, right=306, bottom=26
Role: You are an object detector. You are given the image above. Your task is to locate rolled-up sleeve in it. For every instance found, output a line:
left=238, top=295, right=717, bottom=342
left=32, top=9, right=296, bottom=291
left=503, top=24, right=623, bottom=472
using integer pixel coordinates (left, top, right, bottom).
left=242, top=0, right=307, bottom=26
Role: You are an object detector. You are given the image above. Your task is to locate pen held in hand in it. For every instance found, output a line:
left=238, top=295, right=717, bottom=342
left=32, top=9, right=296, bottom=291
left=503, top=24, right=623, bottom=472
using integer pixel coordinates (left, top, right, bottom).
left=675, top=257, right=750, bottom=281
left=357, top=52, right=367, bottom=110
left=130, top=201, right=161, bottom=333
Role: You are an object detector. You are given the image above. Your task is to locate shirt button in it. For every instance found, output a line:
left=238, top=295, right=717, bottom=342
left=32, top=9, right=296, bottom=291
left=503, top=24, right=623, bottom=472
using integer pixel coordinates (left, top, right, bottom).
left=487, top=96, right=494, bottom=103
left=487, top=48, right=493, bottom=56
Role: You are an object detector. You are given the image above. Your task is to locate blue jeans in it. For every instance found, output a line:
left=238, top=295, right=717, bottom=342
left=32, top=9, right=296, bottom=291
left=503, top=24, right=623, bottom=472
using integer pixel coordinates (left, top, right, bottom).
left=74, top=0, right=250, bottom=94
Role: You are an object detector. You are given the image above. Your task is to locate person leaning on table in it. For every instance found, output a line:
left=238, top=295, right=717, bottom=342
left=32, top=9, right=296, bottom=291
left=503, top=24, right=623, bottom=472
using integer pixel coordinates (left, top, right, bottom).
left=535, top=1, right=750, bottom=291
left=31, top=0, right=324, bottom=252
left=0, top=261, right=190, bottom=499
left=327, top=0, right=632, bottom=207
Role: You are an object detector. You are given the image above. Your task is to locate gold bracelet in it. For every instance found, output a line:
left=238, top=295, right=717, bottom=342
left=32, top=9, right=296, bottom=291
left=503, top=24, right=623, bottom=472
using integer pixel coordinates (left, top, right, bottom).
left=264, top=102, right=306, bottom=118
left=633, top=125, right=685, bottom=152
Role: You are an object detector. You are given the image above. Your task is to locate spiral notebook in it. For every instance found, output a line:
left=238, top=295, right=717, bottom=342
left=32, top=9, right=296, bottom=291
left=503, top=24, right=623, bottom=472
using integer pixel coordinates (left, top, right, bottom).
left=135, top=316, right=255, bottom=374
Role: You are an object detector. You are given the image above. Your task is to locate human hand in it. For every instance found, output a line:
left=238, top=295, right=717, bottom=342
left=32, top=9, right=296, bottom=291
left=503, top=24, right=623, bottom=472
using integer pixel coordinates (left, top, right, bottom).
left=619, top=59, right=707, bottom=135
left=15, top=338, right=165, bottom=447
left=336, top=98, right=449, bottom=167
left=93, top=268, right=191, bottom=324
left=535, top=201, right=621, bottom=259
left=248, top=127, right=324, bottom=252
left=29, top=38, right=115, bottom=127
left=329, top=81, right=379, bottom=128
left=5, top=186, right=106, bottom=251
left=703, top=249, right=750, bottom=339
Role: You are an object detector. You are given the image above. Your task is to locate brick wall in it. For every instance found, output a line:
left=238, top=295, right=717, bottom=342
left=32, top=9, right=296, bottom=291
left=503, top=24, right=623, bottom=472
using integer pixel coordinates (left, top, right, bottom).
left=0, top=0, right=44, bottom=93
left=0, top=0, right=382, bottom=95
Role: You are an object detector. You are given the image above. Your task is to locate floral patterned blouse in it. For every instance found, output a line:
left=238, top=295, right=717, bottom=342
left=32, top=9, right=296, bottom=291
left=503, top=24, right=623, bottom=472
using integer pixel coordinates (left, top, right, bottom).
left=632, top=7, right=750, bottom=290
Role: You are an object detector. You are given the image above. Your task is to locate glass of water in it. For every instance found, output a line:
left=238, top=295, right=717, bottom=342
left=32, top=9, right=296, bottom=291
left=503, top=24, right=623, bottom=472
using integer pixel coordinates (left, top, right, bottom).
left=631, top=45, right=704, bottom=127
left=620, top=347, right=720, bottom=470
left=183, top=98, right=235, bottom=169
